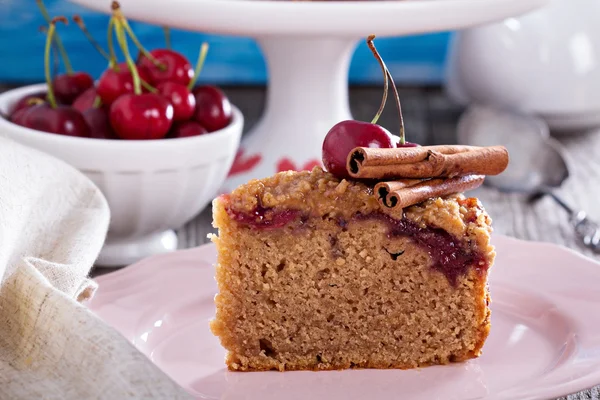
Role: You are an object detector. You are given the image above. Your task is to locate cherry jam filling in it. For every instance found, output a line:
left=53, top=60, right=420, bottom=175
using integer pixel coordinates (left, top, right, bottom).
left=225, top=198, right=486, bottom=285
left=225, top=197, right=303, bottom=230
left=356, top=213, right=487, bottom=286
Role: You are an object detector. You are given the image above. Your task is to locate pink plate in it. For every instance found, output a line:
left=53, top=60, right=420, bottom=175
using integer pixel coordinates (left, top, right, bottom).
left=90, top=235, right=600, bottom=400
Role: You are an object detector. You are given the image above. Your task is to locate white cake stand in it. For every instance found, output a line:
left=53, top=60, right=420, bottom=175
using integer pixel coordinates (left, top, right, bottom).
left=71, top=0, right=549, bottom=191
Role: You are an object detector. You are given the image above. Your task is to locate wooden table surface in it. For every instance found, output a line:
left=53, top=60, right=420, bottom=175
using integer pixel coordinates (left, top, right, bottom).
left=4, top=84, right=599, bottom=399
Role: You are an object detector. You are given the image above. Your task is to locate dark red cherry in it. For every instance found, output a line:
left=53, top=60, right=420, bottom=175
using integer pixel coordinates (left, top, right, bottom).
left=138, top=49, right=193, bottom=86
left=97, top=63, right=152, bottom=106
left=109, top=93, right=174, bottom=140
left=11, top=92, right=48, bottom=113
left=322, top=120, right=396, bottom=179
left=156, top=82, right=195, bottom=122
left=53, top=72, right=94, bottom=105
left=72, top=87, right=99, bottom=112
left=398, top=141, right=419, bottom=148
left=167, top=121, right=208, bottom=139
left=10, top=107, right=34, bottom=126
left=21, top=103, right=90, bottom=137
left=83, top=107, right=118, bottom=139
left=192, top=85, right=232, bottom=132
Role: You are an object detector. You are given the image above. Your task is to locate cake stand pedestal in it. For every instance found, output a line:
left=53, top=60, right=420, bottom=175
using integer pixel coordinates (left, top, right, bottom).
left=71, top=0, right=550, bottom=191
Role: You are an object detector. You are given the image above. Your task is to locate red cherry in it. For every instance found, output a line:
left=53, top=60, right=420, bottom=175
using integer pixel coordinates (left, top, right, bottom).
left=192, top=85, right=232, bottom=132
left=156, top=82, right=195, bottom=122
left=20, top=103, right=90, bottom=137
left=322, top=120, right=396, bottom=179
left=53, top=72, right=94, bottom=105
left=109, top=93, right=174, bottom=140
left=72, top=87, right=99, bottom=112
left=10, top=107, right=34, bottom=126
left=83, top=107, right=118, bottom=139
left=138, top=49, right=193, bottom=86
left=11, top=92, right=48, bottom=114
left=398, top=141, right=419, bottom=148
left=97, top=63, right=152, bottom=106
left=167, top=121, right=208, bottom=139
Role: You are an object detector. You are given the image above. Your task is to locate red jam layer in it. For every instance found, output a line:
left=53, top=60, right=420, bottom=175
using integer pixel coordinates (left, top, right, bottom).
left=224, top=195, right=303, bottom=230
left=225, top=201, right=486, bottom=285
left=357, top=213, right=487, bottom=286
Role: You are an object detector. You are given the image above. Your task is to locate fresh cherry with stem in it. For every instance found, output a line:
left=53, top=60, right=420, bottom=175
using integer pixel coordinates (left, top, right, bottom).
left=131, top=9, right=194, bottom=87
left=156, top=43, right=209, bottom=122
left=188, top=43, right=232, bottom=132
left=17, top=17, right=90, bottom=137
left=108, top=15, right=173, bottom=140
left=138, top=48, right=194, bottom=87
left=322, top=34, right=408, bottom=178
left=36, top=1, right=94, bottom=105
left=96, top=10, right=155, bottom=106
left=97, top=62, right=153, bottom=105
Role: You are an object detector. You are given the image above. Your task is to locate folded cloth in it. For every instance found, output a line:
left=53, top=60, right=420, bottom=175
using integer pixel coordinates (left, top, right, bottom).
left=0, top=138, right=191, bottom=399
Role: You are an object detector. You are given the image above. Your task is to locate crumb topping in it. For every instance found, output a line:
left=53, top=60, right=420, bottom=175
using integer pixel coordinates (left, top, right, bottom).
left=219, top=167, right=493, bottom=255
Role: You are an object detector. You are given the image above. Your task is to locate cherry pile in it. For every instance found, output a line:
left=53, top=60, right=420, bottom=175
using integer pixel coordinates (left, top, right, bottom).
left=6, top=1, right=232, bottom=141
left=322, top=35, right=417, bottom=179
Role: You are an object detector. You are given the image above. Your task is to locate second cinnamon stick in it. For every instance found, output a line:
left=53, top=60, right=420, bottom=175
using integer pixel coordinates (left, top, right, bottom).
left=375, top=175, right=485, bottom=212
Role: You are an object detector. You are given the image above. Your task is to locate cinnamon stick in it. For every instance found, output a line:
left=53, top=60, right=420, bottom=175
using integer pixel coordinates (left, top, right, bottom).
left=375, top=179, right=424, bottom=207
left=374, top=175, right=485, bottom=212
left=347, top=145, right=508, bottom=179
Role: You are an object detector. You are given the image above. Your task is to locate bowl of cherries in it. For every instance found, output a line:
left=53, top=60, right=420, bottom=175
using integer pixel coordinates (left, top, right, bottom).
left=0, top=4, right=243, bottom=266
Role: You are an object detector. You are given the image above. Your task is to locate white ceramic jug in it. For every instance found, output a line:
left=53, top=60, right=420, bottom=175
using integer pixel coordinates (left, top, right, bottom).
left=445, top=0, right=600, bottom=130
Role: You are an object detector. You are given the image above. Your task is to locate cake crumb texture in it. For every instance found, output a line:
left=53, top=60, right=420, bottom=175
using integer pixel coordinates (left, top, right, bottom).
left=210, top=168, right=494, bottom=371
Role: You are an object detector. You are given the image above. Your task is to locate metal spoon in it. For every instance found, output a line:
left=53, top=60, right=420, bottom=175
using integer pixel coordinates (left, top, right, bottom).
left=456, top=104, right=600, bottom=252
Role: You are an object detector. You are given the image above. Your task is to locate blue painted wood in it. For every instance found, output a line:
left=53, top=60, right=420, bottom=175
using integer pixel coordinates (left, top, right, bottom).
left=0, top=0, right=450, bottom=84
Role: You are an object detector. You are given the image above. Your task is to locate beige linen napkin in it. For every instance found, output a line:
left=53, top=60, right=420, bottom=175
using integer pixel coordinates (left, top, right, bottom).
left=0, top=137, right=191, bottom=399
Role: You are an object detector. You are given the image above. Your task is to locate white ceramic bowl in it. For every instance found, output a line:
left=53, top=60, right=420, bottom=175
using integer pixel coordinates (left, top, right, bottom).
left=0, top=83, right=243, bottom=266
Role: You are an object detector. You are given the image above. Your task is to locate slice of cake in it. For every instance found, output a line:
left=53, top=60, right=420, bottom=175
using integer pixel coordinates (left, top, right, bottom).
left=210, top=35, right=506, bottom=372
left=210, top=167, right=495, bottom=371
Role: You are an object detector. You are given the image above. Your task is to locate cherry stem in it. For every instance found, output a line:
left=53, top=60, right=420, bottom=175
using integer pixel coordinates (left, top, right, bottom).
left=36, top=0, right=73, bottom=74
left=187, top=42, right=209, bottom=90
left=113, top=17, right=141, bottom=95
left=52, top=39, right=60, bottom=79
left=163, top=26, right=171, bottom=49
left=366, top=35, right=388, bottom=126
left=111, top=1, right=166, bottom=71
left=44, top=17, right=67, bottom=108
left=141, top=79, right=157, bottom=93
left=40, top=26, right=60, bottom=79
left=366, top=34, right=406, bottom=145
left=107, top=18, right=118, bottom=68
left=92, top=96, right=103, bottom=109
left=26, top=98, right=46, bottom=106
left=73, top=15, right=110, bottom=61
left=387, top=69, right=405, bottom=144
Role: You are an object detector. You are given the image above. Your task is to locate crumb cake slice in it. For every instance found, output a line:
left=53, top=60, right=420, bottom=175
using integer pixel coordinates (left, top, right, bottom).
left=210, top=167, right=494, bottom=372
